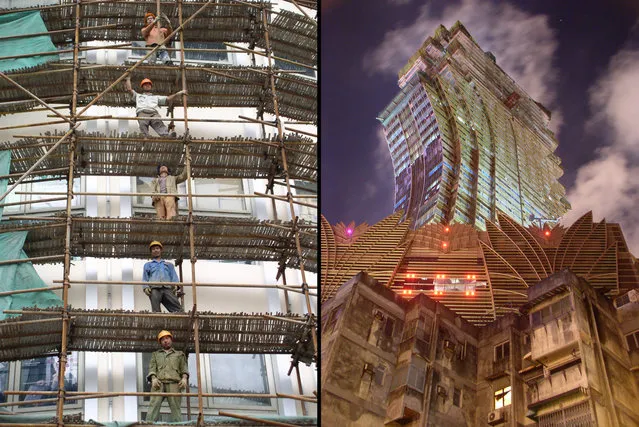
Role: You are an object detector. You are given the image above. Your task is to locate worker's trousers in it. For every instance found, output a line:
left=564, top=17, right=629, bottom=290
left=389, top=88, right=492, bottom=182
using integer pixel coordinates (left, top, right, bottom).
left=149, top=287, right=183, bottom=313
left=146, top=381, right=182, bottom=422
left=137, top=111, right=169, bottom=137
left=154, top=195, right=177, bottom=219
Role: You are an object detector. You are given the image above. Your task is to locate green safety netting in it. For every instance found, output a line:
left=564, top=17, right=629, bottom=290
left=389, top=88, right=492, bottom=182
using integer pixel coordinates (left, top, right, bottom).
left=0, top=150, right=62, bottom=320
left=0, top=10, right=59, bottom=72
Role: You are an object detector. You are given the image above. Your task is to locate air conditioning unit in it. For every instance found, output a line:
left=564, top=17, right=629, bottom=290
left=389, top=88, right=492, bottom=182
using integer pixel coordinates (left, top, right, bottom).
left=487, top=407, right=505, bottom=425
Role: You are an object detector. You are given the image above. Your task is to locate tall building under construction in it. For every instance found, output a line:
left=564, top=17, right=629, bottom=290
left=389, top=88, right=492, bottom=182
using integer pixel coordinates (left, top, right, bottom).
left=378, top=22, right=570, bottom=230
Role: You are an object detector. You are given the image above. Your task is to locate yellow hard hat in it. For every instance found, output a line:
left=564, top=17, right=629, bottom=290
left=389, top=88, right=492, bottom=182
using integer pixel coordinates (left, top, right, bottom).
left=149, top=240, right=163, bottom=250
left=140, top=78, right=153, bottom=88
left=157, top=330, right=173, bottom=342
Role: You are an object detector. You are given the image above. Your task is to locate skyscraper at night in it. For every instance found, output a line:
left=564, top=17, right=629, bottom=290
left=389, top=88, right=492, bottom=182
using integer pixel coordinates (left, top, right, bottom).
left=378, top=22, right=570, bottom=230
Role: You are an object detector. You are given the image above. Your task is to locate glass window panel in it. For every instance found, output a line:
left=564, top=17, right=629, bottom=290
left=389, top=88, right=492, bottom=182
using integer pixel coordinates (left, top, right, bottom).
left=183, top=41, right=228, bottom=62
left=210, top=354, right=270, bottom=407
left=0, top=362, right=8, bottom=404
left=19, top=354, right=78, bottom=407
left=194, top=179, right=245, bottom=212
left=31, top=178, right=80, bottom=211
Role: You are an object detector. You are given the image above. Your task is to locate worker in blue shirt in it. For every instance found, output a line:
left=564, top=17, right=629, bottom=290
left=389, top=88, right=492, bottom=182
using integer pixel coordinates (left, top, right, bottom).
left=143, top=241, right=183, bottom=312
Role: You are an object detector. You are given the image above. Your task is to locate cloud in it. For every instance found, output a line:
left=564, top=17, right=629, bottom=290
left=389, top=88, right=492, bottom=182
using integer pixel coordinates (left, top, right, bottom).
left=563, top=42, right=639, bottom=254
left=363, top=0, right=561, bottom=130
left=388, top=0, right=413, bottom=5
left=359, top=129, right=395, bottom=215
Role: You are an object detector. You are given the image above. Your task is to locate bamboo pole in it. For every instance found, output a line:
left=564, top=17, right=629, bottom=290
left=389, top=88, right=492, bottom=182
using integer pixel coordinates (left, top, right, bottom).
left=75, top=0, right=217, bottom=118
left=287, top=0, right=315, bottom=23
left=52, top=279, right=317, bottom=289
left=255, top=191, right=316, bottom=208
left=0, top=43, right=131, bottom=62
left=0, top=197, right=68, bottom=208
left=0, top=123, right=80, bottom=201
left=16, top=190, right=316, bottom=199
left=13, top=133, right=317, bottom=143
left=261, top=7, right=317, bottom=358
left=0, top=285, right=64, bottom=297
left=0, top=255, right=65, bottom=266
left=0, top=168, right=68, bottom=179
left=0, top=23, right=119, bottom=42
left=224, top=42, right=316, bottom=71
left=294, top=364, right=307, bottom=415
left=6, top=216, right=317, bottom=229
left=3, top=390, right=316, bottom=402
left=0, top=72, right=74, bottom=125
left=218, top=411, right=300, bottom=427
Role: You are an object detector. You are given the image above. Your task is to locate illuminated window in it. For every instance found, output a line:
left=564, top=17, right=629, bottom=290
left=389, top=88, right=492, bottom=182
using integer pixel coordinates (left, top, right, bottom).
left=494, top=386, right=511, bottom=409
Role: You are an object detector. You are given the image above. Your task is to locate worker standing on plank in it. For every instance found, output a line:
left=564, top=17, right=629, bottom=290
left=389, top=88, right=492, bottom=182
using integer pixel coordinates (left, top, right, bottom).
left=143, top=241, right=183, bottom=312
left=125, top=76, right=186, bottom=137
left=151, top=163, right=188, bottom=220
left=141, top=11, right=173, bottom=65
left=146, top=330, right=189, bottom=422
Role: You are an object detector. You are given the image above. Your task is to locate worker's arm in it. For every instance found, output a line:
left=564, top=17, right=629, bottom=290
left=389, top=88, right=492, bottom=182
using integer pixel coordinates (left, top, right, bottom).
left=167, top=90, right=187, bottom=103
left=175, top=168, right=188, bottom=184
left=141, top=16, right=159, bottom=38
left=124, top=76, right=135, bottom=95
left=146, top=352, right=158, bottom=382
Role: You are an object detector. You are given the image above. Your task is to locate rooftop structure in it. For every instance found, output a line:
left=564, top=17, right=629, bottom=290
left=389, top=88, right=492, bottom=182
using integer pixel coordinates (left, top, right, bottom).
left=377, top=22, right=569, bottom=230
left=321, top=211, right=639, bottom=325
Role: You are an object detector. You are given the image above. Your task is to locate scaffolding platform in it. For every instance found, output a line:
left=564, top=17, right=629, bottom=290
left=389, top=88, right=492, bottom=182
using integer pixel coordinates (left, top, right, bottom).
left=0, top=308, right=315, bottom=362
left=0, top=63, right=317, bottom=121
left=0, top=214, right=317, bottom=272
left=1, top=131, right=317, bottom=183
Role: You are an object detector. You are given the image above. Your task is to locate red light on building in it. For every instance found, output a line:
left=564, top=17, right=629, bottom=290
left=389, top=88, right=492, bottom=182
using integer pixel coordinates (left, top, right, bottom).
left=466, top=274, right=471, bottom=279
left=465, top=290, right=469, bottom=296
left=445, top=227, right=450, bottom=232
left=544, top=230, right=551, bottom=236
left=471, top=290, right=475, bottom=296
left=471, top=275, right=476, bottom=280
left=442, top=242, right=448, bottom=248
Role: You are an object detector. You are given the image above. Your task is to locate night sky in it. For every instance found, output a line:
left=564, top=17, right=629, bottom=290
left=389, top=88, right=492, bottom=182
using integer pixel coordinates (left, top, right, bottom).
left=321, top=0, right=639, bottom=252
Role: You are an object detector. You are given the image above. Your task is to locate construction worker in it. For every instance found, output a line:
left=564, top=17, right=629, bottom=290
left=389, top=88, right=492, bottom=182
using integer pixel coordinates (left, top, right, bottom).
left=141, top=11, right=173, bottom=65
left=124, top=76, right=186, bottom=137
left=143, top=241, right=183, bottom=312
left=151, top=163, right=187, bottom=220
left=146, top=330, right=188, bottom=422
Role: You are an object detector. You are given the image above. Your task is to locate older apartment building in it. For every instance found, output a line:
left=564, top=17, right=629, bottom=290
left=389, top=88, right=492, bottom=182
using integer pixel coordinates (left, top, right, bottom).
left=321, top=270, right=639, bottom=426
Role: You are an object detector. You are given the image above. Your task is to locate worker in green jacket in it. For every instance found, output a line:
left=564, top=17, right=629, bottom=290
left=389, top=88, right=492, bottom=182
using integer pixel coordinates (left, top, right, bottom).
left=146, top=330, right=189, bottom=422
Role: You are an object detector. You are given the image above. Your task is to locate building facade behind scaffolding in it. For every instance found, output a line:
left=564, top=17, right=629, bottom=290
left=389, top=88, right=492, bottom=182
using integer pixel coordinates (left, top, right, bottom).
left=377, top=22, right=570, bottom=230
left=0, top=0, right=317, bottom=425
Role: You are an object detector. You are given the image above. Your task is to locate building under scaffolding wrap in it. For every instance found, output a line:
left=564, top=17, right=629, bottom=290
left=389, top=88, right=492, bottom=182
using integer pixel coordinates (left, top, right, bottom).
left=0, top=0, right=317, bottom=426
left=378, top=22, right=570, bottom=230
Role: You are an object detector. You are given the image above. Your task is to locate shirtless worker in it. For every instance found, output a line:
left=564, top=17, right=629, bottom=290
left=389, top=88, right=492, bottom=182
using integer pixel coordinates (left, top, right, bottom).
left=141, top=12, right=173, bottom=65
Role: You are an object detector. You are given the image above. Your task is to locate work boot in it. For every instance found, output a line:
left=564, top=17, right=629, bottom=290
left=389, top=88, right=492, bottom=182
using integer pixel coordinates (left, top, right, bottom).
left=169, top=131, right=177, bottom=138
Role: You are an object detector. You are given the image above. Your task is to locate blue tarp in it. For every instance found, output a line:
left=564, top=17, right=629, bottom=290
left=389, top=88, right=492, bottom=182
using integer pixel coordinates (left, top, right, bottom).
left=0, top=150, right=63, bottom=320
left=0, top=11, right=59, bottom=72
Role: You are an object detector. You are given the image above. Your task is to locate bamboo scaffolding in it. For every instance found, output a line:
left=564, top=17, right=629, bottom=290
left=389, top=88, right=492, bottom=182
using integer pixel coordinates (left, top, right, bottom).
left=52, top=279, right=317, bottom=289
left=260, top=7, right=317, bottom=360
left=16, top=191, right=316, bottom=199
left=0, top=0, right=316, bottom=424
left=3, top=390, right=316, bottom=402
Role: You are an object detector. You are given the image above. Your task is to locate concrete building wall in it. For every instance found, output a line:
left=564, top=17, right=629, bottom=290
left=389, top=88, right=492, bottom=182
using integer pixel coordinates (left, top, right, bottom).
left=323, top=271, right=639, bottom=427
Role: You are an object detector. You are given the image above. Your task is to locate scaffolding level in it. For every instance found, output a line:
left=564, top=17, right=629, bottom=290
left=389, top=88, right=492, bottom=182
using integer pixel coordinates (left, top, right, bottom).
left=0, top=0, right=316, bottom=425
